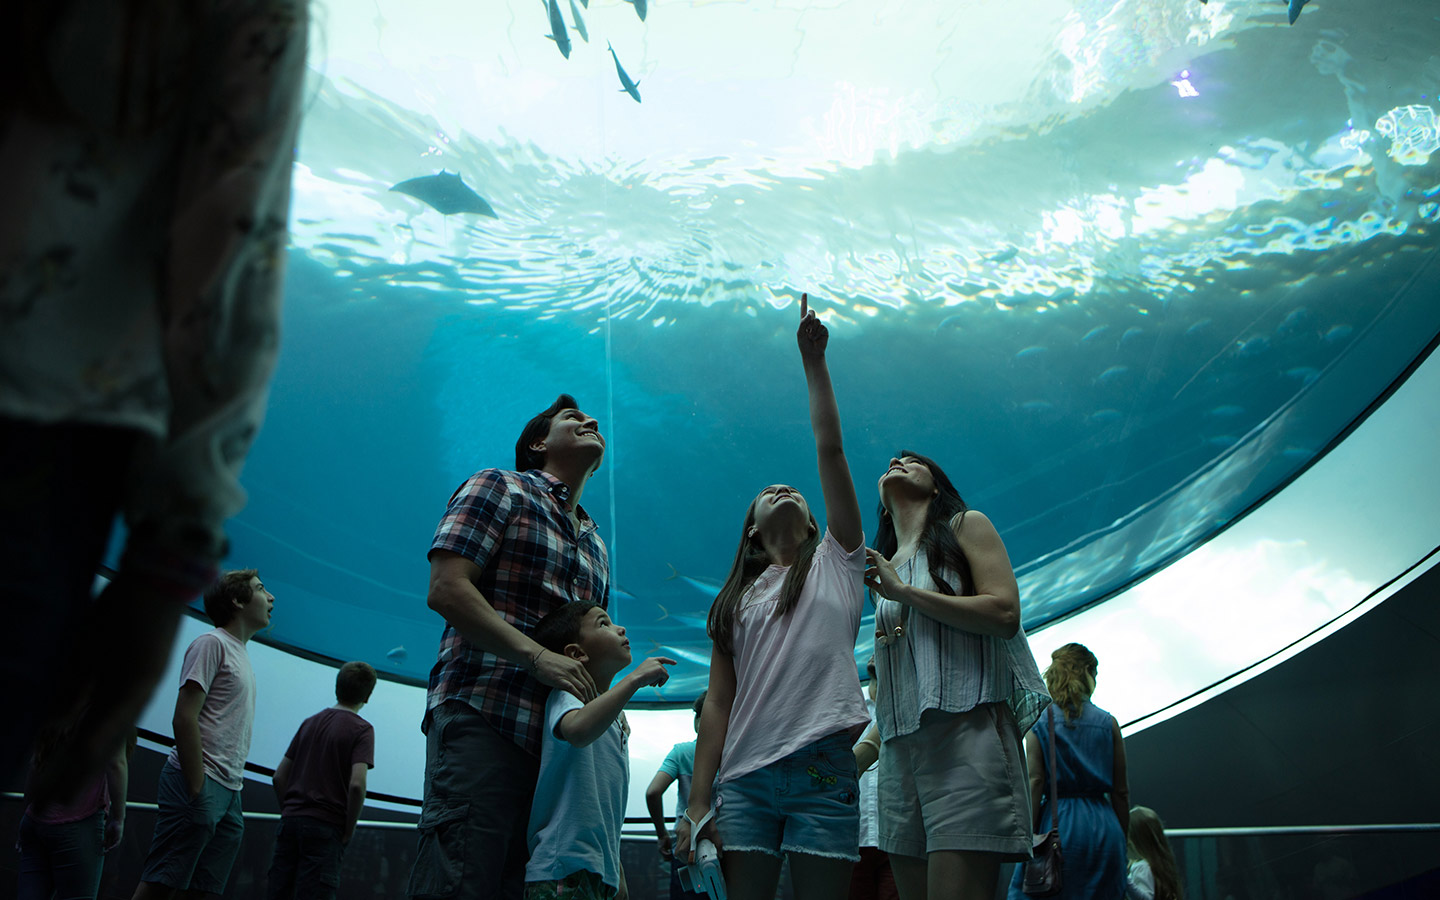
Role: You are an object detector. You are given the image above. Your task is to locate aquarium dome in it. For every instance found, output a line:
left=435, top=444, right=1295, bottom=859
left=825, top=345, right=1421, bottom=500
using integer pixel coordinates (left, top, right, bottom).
left=219, top=0, right=1440, bottom=705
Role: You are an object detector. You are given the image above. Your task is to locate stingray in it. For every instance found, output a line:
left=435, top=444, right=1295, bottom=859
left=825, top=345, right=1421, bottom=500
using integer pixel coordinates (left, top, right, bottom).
left=389, top=171, right=498, bottom=217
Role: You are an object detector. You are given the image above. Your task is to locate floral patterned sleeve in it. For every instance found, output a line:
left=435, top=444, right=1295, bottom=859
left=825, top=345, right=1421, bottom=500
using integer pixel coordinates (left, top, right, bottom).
left=125, top=0, right=310, bottom=567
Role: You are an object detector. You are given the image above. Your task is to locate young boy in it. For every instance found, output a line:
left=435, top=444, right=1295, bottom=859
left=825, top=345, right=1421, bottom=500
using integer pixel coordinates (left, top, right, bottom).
left=525, top=602, right=675, bottom=900
left=267, top=661, right=378, bottom=900
left=133, top=569, right=273, bottom=900
left=645, top=692, right=708, bottom=900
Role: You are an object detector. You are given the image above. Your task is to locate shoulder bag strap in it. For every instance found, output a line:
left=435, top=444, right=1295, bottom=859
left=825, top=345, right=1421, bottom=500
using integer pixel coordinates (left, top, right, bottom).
left=1046, top=705, right=1059, bottom=838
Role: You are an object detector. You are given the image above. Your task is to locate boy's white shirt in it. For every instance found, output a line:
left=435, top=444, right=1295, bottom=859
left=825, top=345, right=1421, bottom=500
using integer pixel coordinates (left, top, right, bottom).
left=525, top=690, right=630, bottom=890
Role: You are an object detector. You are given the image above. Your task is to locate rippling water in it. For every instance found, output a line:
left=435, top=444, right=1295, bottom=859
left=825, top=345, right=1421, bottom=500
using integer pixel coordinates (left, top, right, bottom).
left=230, top=0, right=1440, bottom=697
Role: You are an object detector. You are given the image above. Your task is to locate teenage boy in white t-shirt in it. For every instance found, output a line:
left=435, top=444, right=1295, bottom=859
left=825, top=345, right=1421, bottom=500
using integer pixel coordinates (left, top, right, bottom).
left=524, top=602, right=675, bottom=900
left=133, top=569, right=273, bottom=900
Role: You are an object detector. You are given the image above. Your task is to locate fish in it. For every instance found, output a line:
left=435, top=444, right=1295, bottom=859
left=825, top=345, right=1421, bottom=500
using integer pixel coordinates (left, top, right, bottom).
left=1288, top=0, right=1310, bottom=25
left=1096, top=365, right=1130, bottom=384
left=1207, top=405, right=1245, bottom=418
left=657, top=643, right=711, bottom=667
left=623, top=0, right=647, bottom=21
left=568, top=0, right=588, bottom=42
left=666, top=564, right=721, bottom=598
left=1284, top=366, right=1321, bottom=386
left=1014, top=345, right=1047, bottom=360
left=1236, top=336, right=1270, bottom=357
left=1089, top=408, right=1123, bottom=424
left=386, top=645, right=408, bottom=663
left=545, top=0, right=571, bottom=58
left=1121, top=326, right=1144, bottom=345
left=1185, top=318, right=1213, bottom=337
left=1324, top=324, right=1353, bottom=343
left=608, top=42, right=642, bottom=102
left=1081, top=325, right=1109, bottom=343
left=389, top=171, right=498, bottom=216
left=1277, top=307, right=1310, bottom=334
left=989, top=247, right=1019, bottom=263
left=936, top=315, right=964, bottom=332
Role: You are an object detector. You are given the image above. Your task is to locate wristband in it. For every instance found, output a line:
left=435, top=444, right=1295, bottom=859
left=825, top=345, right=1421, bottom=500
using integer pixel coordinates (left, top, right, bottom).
left=528, top=647, right=546, bottom=672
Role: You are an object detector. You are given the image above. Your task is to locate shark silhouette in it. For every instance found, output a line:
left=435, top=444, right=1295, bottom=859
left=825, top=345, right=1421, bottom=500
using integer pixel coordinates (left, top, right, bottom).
left=389, top=171, right=497, bottom=217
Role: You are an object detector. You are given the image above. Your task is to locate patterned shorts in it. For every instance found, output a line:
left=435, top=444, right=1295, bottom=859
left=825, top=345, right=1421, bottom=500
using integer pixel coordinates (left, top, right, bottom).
left=524, top=869, right=616, bottom=900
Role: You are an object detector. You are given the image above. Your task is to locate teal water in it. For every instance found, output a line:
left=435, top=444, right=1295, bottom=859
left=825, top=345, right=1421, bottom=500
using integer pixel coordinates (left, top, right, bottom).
left=227, top=0, right=1440, bottom=700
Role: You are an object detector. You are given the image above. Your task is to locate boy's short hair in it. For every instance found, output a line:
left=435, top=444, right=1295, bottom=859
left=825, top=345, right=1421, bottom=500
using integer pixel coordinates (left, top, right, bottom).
left=202, top=569, right=259, bottom=626
left=533, top=601, right=601, bottom=654
left=515, top=394, right=580, bottom=471
left=692, top=690, right=707, bottom=717
left=336, top=661, right=378, bottom=706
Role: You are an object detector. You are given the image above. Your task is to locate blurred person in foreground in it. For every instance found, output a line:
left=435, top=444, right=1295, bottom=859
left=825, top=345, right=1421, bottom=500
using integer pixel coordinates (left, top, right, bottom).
left=0, top=0, right=309, bottom=798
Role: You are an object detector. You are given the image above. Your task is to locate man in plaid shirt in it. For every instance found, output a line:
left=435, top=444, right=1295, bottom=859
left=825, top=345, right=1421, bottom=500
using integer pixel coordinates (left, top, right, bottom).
left=408, top=394, right=610, bottom=900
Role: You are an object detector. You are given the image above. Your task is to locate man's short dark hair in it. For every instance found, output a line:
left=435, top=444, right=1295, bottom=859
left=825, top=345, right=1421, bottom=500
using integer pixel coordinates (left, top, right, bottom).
left=533, top=601, right=601, bottom=654
left=336, top=661, right=378, bottom=706
left=692, top=690, right=707, bottom=717
left=203, top=569, right=259, bottom=626
left=515, top=394, right=580, bottom=471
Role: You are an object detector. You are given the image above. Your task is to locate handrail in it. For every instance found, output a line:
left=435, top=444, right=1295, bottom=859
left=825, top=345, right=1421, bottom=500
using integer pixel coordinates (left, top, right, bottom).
left=5, top=794, right=1437, bottom=839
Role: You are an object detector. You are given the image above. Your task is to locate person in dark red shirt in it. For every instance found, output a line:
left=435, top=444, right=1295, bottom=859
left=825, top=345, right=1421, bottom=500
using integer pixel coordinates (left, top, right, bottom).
left=266, top=662, right=378, bottom=900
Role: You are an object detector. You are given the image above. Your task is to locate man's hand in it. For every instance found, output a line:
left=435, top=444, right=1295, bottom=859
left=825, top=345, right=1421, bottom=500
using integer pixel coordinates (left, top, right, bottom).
left=531, top=649, right=598, bottom=702
left=796, top=293, right=828, bottom=360
left=656, top=831, right=673, bottom=860
left=104, top=816, right=125, bottom=853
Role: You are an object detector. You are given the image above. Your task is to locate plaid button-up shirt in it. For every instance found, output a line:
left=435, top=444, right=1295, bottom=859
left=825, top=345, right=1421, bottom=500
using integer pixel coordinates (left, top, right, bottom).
left=426, top=468, right=609, bottom=757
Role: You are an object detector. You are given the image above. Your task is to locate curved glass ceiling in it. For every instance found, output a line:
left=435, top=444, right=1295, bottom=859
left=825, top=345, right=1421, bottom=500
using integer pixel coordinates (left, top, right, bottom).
left=227, top=0, right=1440, bottom=700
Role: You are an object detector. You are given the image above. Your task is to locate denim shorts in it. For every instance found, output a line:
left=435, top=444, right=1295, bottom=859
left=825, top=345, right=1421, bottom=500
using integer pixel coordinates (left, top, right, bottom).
left=715, top=731, right=860, bottom=861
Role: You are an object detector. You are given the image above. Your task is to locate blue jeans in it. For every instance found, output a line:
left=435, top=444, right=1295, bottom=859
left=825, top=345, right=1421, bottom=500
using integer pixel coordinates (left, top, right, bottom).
left=16, top=810, right=106, bottom=900
left=268, top=817, right=345, bottom=900
left=715, top=731, right=860, bottom=861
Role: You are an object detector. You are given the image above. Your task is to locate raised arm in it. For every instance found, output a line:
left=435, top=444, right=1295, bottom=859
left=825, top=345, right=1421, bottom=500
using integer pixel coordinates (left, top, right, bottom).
left=796, top=294, right=863, bottom=552
left=428, top=552, right=597, bottom=702
left=677, top=646, right=736, bottom=863
left=865, top=510, right=1020, bottom=638
left=556, top=657, right=675, bottom=748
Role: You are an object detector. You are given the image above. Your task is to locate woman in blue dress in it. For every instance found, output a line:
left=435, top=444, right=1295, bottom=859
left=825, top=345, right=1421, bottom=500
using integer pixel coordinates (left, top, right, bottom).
left=1009, top=643, right=1129, bottom=900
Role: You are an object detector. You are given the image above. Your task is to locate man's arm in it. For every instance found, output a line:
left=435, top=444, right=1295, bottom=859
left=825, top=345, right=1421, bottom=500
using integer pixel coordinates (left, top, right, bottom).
left=272, top=756, right=293, bottom=805
left=644, top=770, right=677, bottom=859
left=173, top=682, right=207, bottom=797
left=343, top=762, right=368, bottom=844
left=103, top=736, right=131, bottom=852
left=427, top=552, right=596, bottom=701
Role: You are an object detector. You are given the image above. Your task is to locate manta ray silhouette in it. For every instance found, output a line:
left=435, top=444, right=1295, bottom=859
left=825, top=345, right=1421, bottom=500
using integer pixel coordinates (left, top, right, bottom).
left=389, top=171, right=498, bottom=217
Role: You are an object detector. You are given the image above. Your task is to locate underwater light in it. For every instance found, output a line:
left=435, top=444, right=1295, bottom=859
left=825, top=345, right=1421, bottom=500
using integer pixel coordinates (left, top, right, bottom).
left=1171, top=69, right=1200, bottom=99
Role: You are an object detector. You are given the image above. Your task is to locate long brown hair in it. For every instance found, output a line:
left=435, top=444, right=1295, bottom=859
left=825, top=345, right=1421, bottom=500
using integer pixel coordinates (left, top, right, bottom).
left=707, top=494, right=821, bottom=657
left=872, top=451, right=974, bottom=597
left=1044, top=642, right=1098, bottom=723
left=1128, top=806, right=1183, bottom=900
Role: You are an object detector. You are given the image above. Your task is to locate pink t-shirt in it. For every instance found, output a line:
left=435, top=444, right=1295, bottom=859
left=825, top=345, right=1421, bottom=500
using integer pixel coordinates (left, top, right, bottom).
left=718, top=530, right=871, bottom=784
left=166, top=628, right=255, bottom=791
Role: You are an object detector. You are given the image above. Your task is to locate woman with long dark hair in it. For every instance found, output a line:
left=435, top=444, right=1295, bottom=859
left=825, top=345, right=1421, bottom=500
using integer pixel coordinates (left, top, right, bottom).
left=675, top=295, right=871, bottom=900
left=863, top=452, right=1049, bottom=900
left=1126, top=806, right=1183, bottom=900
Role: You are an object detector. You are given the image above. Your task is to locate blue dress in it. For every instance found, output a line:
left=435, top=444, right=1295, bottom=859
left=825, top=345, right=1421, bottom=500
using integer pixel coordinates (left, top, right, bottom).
left=1008, top=700, right=1127, bottom=900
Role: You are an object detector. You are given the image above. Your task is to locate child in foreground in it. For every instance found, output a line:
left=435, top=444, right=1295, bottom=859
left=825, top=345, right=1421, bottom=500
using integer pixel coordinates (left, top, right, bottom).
left=525, top=602, right=676, bottom=900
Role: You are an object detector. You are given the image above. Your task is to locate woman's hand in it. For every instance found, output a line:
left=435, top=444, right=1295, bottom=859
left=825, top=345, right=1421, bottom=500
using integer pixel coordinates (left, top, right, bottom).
left=865, top=548, right=910, bottom=603
left=796, top=293, right=828, bottom=360
left=675, top=804, right=722, bottom=865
